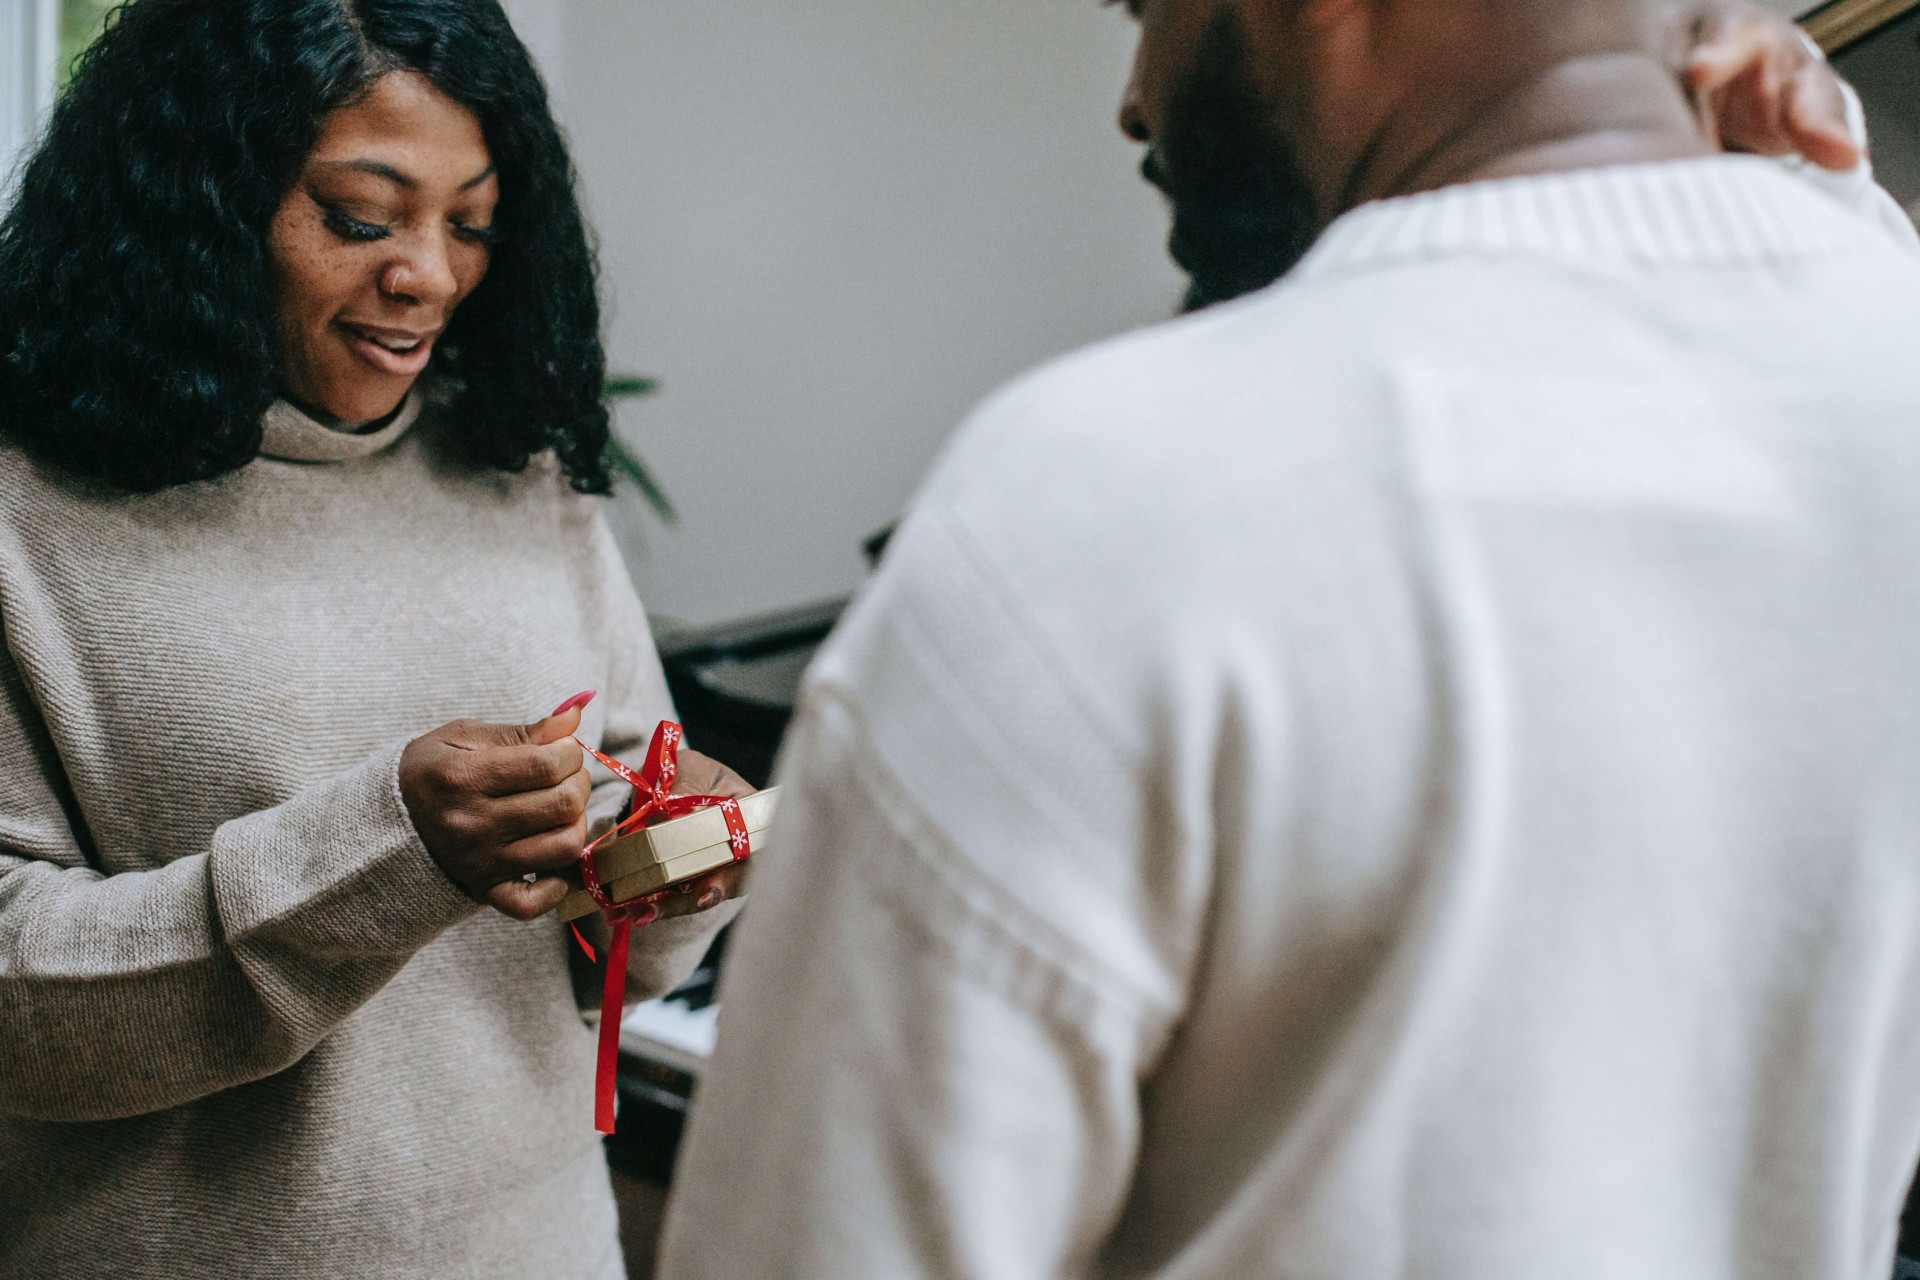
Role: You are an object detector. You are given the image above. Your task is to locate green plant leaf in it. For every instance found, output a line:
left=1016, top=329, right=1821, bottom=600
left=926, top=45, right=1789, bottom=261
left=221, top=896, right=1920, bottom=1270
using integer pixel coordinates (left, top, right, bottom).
left=605, top=434, right=677, bottom=522
left=58, top=0, right=116, bottom=90
left=602, top=373, right=674, bottom=522
left=604, top=376, right=660, bottom=401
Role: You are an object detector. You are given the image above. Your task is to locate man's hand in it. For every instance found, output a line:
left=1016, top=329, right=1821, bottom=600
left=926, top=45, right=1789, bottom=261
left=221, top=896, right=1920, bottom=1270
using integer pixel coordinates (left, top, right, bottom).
left=400, top=703, right=591, bottom=922
left=1677, top=1, right=1860, bottom=171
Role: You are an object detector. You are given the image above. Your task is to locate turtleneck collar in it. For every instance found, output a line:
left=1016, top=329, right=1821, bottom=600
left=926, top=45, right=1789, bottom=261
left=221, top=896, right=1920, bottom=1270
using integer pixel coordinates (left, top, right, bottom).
left=259, top=392, right=423, bottom=463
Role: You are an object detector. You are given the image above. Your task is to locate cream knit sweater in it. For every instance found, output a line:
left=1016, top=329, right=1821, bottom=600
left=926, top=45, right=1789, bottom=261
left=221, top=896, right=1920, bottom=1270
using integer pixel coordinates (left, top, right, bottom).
left=661, top=157, right=1920, bottom=1279
left=0, top=398, right=733, bottom=1278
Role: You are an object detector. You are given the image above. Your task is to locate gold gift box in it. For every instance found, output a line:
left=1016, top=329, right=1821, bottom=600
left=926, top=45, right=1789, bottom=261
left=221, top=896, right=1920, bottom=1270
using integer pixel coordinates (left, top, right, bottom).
left=556, top=788, right=778, bottom=923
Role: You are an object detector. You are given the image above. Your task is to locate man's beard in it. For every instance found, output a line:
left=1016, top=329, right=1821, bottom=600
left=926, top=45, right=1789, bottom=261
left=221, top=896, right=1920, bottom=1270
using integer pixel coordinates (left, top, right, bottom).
left=1145, top=10, right=1320, bottom=313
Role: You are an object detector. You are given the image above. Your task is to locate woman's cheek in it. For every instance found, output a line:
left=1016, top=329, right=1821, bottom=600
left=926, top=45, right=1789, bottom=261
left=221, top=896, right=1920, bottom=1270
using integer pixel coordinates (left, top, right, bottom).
left=455, top=244, right=491, bottom=300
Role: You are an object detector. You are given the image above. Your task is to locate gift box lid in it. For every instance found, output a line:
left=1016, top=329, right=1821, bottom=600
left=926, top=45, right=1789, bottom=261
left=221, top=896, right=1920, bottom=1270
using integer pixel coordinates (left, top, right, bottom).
left=556, top=788, right=778, bottom=923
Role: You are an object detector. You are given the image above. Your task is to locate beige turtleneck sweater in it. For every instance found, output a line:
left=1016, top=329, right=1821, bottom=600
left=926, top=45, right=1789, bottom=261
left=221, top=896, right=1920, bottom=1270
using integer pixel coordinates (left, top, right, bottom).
left=0, top=398, right=735, bottom=1279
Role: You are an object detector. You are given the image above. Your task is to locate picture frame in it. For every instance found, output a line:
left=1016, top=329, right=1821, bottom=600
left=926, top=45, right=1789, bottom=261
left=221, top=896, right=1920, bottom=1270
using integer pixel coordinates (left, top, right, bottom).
left=1801, top=0, right=1920, bottom=52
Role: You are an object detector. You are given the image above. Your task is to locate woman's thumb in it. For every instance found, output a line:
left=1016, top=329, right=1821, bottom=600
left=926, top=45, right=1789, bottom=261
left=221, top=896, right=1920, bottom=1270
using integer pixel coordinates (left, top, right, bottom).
left=525, top=689, right=597, bottom=745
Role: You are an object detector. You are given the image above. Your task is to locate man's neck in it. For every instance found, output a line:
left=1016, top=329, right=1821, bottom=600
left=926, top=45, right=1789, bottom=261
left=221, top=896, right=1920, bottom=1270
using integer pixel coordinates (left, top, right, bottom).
left=1330, top=50, right=1714, bottom=216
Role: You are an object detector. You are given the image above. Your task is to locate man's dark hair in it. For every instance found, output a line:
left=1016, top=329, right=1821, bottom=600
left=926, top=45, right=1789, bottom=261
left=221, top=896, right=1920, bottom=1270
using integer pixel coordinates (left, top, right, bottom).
left=0, top=0, right=613, bottom=494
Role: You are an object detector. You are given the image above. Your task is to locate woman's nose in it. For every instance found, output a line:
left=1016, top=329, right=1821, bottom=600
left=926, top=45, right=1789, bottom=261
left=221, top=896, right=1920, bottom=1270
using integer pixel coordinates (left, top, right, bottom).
left=381, top=232, right=460, bottom=307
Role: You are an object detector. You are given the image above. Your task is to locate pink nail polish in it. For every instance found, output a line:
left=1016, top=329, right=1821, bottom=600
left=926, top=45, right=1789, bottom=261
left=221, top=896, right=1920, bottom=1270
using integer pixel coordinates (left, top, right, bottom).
left=552, top=690, right=597, bottom=717
left=697, top=887, right=724, bottom=911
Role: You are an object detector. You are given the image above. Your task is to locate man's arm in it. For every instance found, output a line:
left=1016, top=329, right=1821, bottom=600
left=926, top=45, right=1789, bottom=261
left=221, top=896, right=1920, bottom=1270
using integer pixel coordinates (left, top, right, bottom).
left=656, top=692, right=1150, bottom=1279
left=656, top=477, right=1199, bottom=1277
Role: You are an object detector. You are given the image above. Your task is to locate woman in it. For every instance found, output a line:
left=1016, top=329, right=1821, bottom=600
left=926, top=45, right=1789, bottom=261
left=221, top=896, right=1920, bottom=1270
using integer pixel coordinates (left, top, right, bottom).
left=0, top=1, right=742, bottom=1276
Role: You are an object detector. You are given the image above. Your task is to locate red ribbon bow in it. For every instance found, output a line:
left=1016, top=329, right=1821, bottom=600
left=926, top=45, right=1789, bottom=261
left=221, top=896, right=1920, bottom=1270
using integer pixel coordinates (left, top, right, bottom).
left=572, top=720, right=750, bottom=1134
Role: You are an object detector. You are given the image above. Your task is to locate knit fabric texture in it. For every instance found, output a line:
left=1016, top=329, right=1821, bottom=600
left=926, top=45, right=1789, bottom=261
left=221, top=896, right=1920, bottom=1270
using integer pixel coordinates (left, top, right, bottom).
left=660, top=157, right=1920, bottom=1279
left=0, top=400, right=734, bottom=1278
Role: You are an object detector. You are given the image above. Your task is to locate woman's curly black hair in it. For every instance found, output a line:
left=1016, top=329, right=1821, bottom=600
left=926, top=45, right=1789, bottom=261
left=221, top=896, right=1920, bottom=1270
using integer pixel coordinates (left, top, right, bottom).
left=0, top=0, right=613, bottom=494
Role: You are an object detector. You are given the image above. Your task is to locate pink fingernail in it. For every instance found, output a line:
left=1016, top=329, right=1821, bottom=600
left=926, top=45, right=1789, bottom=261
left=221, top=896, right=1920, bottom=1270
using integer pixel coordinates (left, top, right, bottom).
left=697, top=887, right=724, bottom=911
left=552, top=690, right=597, bottom=717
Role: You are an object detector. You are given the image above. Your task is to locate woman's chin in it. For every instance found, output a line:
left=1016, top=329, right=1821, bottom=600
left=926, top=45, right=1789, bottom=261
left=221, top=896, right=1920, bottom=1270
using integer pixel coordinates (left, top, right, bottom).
left=286, top=382, right=416, bottom=428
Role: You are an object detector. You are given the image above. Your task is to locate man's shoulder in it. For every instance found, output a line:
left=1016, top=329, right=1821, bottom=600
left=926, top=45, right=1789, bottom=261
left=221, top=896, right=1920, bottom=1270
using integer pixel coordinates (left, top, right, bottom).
left=847, top=277, right=1421, bottom=701
left=922, top=278, right=1397, bottom=523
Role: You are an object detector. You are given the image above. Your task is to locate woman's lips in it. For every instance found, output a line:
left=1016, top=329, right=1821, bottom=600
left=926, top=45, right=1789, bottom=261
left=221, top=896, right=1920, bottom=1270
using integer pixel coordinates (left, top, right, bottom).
left=338, top=321, right=439, bottom=376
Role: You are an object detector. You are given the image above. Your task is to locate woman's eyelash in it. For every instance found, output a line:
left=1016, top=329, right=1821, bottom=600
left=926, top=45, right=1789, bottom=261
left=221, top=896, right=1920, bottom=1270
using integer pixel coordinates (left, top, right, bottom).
left=321, top=206, right=390, bottom=243
left=319, top=201, right=495, bottom=248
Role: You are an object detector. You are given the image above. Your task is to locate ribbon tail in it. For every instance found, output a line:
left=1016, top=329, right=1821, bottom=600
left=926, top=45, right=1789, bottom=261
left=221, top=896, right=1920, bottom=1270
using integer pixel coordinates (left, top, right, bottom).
left=594, top=914, right=633, bottom=1135
left=579, top=740, right=649, bottom=793
left=570, top=922, right=597, bottom=965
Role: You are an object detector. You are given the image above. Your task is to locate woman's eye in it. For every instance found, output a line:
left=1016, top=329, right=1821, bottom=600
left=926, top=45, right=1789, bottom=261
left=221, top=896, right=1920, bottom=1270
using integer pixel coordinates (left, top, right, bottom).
left=453, top=222, right=499, bottom=247
left=321, top=206, right=391, bottom=243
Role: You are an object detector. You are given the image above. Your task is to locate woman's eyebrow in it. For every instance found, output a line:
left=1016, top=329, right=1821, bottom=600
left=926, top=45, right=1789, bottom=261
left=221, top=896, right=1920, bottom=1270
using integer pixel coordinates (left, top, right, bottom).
left=310, top=160, right=492, bottom=190
left=315, top=158, right=415, bottom=187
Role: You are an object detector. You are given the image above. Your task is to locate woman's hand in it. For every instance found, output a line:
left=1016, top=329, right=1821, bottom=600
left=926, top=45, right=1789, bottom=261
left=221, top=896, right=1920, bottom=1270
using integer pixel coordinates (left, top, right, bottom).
left=643, top=744, right=754, bottom=924
left=399, top=703, right=591, bottom=921
left=1677, top=1, right=1859, bottom=171
left=551, top=739, right=754, bottom=928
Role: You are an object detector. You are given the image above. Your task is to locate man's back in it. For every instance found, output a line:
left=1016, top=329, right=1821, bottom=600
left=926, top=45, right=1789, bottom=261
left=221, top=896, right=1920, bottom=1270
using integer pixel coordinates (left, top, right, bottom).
left=663, top=156, right=1920, bottom=1279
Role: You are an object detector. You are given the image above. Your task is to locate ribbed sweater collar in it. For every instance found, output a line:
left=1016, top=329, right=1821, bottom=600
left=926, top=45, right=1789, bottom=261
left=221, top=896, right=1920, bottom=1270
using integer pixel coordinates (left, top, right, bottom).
left=1293, top=155, right=1887, bottom=284
left=260, top=391, right=422, bottom=463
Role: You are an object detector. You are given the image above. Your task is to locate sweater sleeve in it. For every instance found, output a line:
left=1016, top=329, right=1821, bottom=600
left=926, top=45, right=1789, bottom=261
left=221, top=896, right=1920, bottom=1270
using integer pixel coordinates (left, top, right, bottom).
left=0, top=636, right=480, bottom=1123
left=657, top=684, right=1147, bottom=1280
left=659, top=494, right=1192, bottom=1279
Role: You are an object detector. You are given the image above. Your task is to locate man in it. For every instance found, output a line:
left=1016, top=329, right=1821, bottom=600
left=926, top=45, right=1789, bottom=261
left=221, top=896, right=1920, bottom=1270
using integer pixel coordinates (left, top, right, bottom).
left=1150, top=3, right=1908, bottom=313
left=662, top=0, right=1920, bottom=1275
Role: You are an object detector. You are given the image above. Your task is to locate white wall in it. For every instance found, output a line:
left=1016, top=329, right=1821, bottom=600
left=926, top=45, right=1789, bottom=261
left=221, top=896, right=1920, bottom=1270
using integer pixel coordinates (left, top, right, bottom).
left=507, top=0, right=1183, bottom=626
left=0, top=0, right=58, bottom=196
left=514, top=0, right=1908, bottom=626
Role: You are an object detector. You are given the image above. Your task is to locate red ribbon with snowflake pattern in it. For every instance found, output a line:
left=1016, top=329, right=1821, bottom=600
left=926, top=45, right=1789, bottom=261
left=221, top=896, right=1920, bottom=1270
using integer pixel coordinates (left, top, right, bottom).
left=571, top=720, right=750, bottom=1134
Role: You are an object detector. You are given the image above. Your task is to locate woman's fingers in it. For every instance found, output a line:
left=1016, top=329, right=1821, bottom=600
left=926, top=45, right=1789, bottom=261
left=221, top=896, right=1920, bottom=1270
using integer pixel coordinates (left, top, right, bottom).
left=644, top=863, right=750, bottom=923
left=401, top=707, right=612, bottom=922
left=469, top=737, right=585, bottom=796
left=1681, top=3, right=1860, bottom=170
left=487, top=876, right=572, bottom=922
left=499, top=816, right=592, bottom=875
left=464, top=752, right=752, bottom=921
left=670, top=746, right=755, bottom=800
left=1689, top=41, right=1791, bottom=154
left=1683, top=6, right=1779, bottom=93
left=485, top=770, right=592, bottom=842
left=1785, top=62, right=1859, bottom=171
left=634, top=750, right=753, bottom=924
